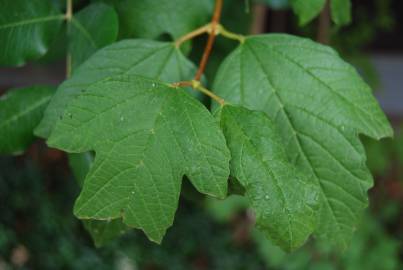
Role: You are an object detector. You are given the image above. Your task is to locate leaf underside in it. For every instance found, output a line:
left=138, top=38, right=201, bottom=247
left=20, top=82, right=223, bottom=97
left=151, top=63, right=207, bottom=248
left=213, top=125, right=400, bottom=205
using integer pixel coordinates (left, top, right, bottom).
left=213, top=34, right=392, bottom=248
left=219, top=105, right=319, bottom=251
left=48, top=75, right=230, bottom=242
left=35, top=39, right=198, bottom=139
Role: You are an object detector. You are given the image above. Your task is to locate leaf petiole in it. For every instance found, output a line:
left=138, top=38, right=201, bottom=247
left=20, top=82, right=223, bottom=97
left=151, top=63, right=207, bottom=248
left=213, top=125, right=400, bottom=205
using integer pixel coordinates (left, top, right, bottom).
left=174, top=23, right=212, bottom=48
left=216, top=24, right=245, bottom=43
left=171, top=80, right=226, bottom=106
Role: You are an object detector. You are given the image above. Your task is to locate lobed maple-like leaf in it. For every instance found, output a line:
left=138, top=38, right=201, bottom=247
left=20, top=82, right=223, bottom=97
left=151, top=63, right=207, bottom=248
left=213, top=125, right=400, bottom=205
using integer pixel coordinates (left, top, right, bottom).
left=213, top=34, right=392, bottom=248
left=48, top=75, right=230, bottom=242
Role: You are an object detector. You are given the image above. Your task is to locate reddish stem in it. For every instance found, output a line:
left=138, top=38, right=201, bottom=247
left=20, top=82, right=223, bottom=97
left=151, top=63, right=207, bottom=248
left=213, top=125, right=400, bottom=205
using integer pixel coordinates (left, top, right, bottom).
left=194, top=0, right=223, bottom=81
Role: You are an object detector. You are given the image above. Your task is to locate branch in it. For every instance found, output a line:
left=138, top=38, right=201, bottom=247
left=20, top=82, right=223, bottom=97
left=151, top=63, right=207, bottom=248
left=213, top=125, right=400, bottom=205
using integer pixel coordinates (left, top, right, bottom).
left=194, top=0, right=223, bottom=81
left=65, top=0, right=73, bottom=78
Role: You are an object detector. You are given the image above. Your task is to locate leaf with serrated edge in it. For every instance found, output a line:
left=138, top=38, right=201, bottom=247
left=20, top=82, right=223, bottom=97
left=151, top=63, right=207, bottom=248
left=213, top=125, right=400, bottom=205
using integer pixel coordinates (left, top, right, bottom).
left=0, top=0, right=63, bottom=66
left=48, top=75, right=230, bottom=242
left=0, top=86, right=54, bottom=154
left=213, top=34, right=392, bottom=248
left=35, top=39, right=199, bottom=138
left=219, top=105, right=318, bottom=251
left=69, top=3, right=119, bottom=69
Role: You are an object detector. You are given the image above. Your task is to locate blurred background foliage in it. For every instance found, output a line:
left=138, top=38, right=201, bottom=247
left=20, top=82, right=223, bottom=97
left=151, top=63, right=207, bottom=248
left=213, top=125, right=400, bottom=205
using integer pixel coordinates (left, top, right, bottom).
left=1, top=0, right=402, bottom=269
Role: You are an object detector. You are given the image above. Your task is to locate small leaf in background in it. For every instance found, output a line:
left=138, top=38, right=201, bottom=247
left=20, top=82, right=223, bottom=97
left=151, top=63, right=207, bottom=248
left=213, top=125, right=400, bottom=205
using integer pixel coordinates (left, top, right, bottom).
left=115, top=0, right=213, bottom=39
left=331, top=0, right=352, bottom=26
left=0, top=86, right=54, bottom=154
left=290, top=0, right=326, bottom=26
left=205, top=195, right=249, bottom=223
left=48, top=75, right=230, bottom=243
left=82, top=219, right=128, bottom=247
left=69, top=3, right=119, bottom=69
left=213, top=34, right=392, bottom=248
left=68, top=152, right=94, bottom=187
left=0, top=0, right=64, bottom=66
left=69, top=152, right=129, bottom=246
left=363, top=137, right=392, bottom=177
left=35, top=39, right=199, bottom=139
left=219, top=105, right=318, bottom=251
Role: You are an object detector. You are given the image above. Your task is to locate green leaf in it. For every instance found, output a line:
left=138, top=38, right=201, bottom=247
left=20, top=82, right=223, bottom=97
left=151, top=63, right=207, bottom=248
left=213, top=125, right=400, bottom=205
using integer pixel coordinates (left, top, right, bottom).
left=290, top=0, right=326, bottom=26
left=69, top=3, right=118, bottom=69
left=213, top=34, right=392, bottom=248
left=0, top=0, right=64, bottom=66
left=0, top=86, right=54, bottom=154
left=69, top=152, right=129, bottom=246
left=48, top=75, right=230, bottom=243
left=82, top=219, right=128, bottom=247
left=331, top=0, right=351, bottom=26
left=35, top=39, right=199, bottom=139
left=219, top=105, right=318, bottom=251
left=115, top=0, right=213, bottom=39
left=68, top=152, right=94, bottom=187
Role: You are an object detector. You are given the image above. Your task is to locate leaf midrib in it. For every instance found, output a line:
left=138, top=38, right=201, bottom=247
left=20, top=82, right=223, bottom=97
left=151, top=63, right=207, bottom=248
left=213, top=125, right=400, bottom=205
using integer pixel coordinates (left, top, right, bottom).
left=0, top=14, right=65, bottom=30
